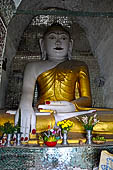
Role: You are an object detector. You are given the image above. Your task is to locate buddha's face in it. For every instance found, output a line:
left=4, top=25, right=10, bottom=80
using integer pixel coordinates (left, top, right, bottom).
left=42, top=29, right=72, bottom=61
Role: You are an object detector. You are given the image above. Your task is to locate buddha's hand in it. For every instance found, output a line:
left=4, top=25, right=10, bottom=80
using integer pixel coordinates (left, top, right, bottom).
left=38, top=101, right=76, bottom=113
left=15, top=107, right=36, bottom=139
left=87, top=110, right=97, bottom=114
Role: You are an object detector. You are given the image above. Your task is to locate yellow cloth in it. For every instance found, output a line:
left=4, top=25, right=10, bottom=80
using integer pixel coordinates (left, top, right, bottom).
left=1, top=113, right=113, bottom=134
left=0, top=112, right=55, bottom=134
left=94, top=122, right=113, bottom=132
left=36, top=114, right=55, bottom=133
left=0, top=113, right=14, bottom=125
left=37, top=60, right=91, bottom=107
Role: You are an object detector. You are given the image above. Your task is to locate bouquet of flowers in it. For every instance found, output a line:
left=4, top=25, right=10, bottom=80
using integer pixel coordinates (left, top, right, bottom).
left=77, top=113, right=99, bottom=130
left=57, top=119, right=73, bottom=133
left=43, top=125, right=59, bottom=142
left=44, top=129, right=57, bottom=142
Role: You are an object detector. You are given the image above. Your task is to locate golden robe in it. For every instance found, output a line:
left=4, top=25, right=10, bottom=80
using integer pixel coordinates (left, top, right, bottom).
left=36, top=60, right=90, bottom=133
left=37, top=60, right=92, bottom=107
left=36, top=60, right=113, bottom=133
left=1, top=60, right=113, bottom=134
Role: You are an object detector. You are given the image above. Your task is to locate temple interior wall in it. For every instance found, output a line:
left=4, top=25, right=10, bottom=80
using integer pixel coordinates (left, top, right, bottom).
left=94, top=21, right=113, bottom=108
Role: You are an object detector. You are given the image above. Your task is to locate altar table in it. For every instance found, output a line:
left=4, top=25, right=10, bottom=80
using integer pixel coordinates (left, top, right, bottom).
left=0, top=143, right=113, bottom=170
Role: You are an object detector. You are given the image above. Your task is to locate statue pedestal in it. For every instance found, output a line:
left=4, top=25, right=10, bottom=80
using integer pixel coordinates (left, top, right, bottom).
left=1, top=143, right=113, bottom=170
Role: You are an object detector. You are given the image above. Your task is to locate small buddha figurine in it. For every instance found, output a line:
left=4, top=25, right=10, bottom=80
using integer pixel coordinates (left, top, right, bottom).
left=1, top=23, right=113, bottom=139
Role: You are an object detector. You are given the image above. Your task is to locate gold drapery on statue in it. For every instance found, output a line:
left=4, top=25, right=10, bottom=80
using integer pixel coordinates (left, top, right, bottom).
left=1, top=61, right=113, bottom=135
left=37, top=60, right=92, bottom=108
left=35, top=60, right=113, bottom=134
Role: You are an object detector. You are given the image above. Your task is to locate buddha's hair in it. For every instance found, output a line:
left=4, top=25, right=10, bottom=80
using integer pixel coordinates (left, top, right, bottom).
left=43, top=23, right=71, bottom=39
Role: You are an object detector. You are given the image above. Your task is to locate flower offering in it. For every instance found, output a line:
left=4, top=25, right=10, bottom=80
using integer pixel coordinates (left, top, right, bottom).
left=57, top=119, right=73, bottom=133
left=77, top=113, right=99, bottom=130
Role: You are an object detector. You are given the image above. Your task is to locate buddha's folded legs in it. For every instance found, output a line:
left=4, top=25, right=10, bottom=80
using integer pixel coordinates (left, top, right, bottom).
left=1, top=110, right=113, bottom=135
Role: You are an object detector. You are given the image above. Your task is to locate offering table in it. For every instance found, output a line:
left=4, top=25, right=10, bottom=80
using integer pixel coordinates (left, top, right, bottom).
left=0, top=143, right=113, bottom=170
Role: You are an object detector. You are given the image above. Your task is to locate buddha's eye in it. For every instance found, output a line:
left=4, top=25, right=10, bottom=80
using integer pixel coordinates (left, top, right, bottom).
left=48, top=35, right=56, bottom=39
left=61, top=35, right=68, bottom=40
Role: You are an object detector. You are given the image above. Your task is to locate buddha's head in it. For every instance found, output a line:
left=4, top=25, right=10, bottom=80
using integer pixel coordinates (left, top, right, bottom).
left=39, top=23, right=73, bottom=61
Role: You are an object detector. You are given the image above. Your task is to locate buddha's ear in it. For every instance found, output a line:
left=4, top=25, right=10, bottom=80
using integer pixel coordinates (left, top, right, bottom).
left=69, top=39, right=73, bottom=52
left=39, top=38, right=46, bottom=60
left=68, top=39, right=73, bottom=60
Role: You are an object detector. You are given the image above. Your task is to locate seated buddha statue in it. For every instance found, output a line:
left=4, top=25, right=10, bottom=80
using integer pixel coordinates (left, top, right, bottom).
left=1, top=23, right=113, bottom=139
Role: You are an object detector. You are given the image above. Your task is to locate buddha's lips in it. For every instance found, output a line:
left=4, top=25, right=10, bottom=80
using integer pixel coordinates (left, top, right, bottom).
left=54, top=47, right=63, bottom=50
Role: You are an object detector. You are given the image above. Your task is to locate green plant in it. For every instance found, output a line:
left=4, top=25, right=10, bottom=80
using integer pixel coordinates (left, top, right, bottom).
left=93, top=136, right=106, bottom=141
left=0, top=121, right=16, bottom=134
left=0, top=109, right=22, bottom=135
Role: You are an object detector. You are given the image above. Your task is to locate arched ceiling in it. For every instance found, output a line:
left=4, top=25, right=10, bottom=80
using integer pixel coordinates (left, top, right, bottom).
left=4, top=0, right=113, bottom=67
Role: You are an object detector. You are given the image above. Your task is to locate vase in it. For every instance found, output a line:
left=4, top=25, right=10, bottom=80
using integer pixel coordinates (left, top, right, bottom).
left=86, top=130, right=92, bottom=144
left=6, top=134, right=12, bottom=147
left=16, top=133, right=21, bottom=146
left=62, top=130, right=69, bottom=145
